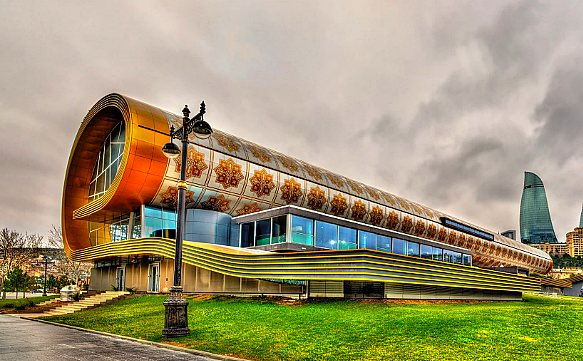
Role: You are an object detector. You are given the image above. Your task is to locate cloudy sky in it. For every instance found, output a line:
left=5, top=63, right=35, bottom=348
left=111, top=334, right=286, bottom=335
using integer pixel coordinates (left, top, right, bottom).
left=1, top=1, right=582, bottom=242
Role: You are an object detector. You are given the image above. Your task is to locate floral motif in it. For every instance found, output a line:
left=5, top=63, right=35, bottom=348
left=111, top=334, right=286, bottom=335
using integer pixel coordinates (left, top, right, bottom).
left=347, top=180, right=364, bottom=195
left=351, top=200, right=367, bottom=221
left=249, top=169, right=276, bottom=197
left=213, top=132, right=240, bottom=153
left=367, top=187, right=381, bottom=201
left=414, top=220, right=426, bottom=237
left=201, top=195, right=231, bottom=212
left=281, top=178, right=303, bottom=204
left=236, top=202, right=262, bottom=216
left=160, top=186, right=194, bottom=208
left=424, top=208, right=435, bottom=219
left=330, top=193, right=348, bottom=216
left=397, top=198, right=410, bottom=211
left=247, top=143, right=271, bottom=163
left=412, top=203, right=424, bottom=216
left=214, top=158, right=244, bottom=189
left=303, top=163, right=323, bottom=181
left=174, top=148, right=208, bottom=179
left=401, top=215, right=413, bottom=233
left=370, top=206, right=384, bottom=226
left=277, top=155, right=299, bottom=172
left=327, top=173, right=344, bottom=188
left=437, top=227, right=448, bottom=242
left=448, top=230, right=457, bottom=244
left=307, top=186, right=326, bottom=210
left=457, top=234, right=466, bottom=248
left=427, top=224, right=437, bottom=239
left=387, top=211, right=400, bottom=229
left=383, top=193, right=397, bottom=206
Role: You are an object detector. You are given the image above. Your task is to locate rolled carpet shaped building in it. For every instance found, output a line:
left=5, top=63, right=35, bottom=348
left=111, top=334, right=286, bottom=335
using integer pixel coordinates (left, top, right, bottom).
left=63, top=94, right=551, bottom=300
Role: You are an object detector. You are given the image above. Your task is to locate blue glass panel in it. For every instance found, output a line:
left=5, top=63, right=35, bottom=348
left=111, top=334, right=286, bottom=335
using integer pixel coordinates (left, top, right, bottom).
left=376, top=235, right=391, bottom=252
left=316, top=221, right=338, bottom=249
left=291, top=215, right=314, bottom=245
left=255, top=219, right=271, bottom=246
left=338, top=226, right=357, bottom=250
left=433, top=247, right=443, bottom=261
left=420, top=244, right=433, bottom=259
left=407, top=241, right=420, bottom=257
left=359, top=231, right=377, bottom=250
left=392, top=238, right=406, bottom=255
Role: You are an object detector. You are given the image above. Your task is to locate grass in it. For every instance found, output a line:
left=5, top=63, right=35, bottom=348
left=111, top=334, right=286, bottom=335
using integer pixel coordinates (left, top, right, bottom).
left=0, top=295, right=58, bottom=310
left=43, top=294, right=583, bottom=361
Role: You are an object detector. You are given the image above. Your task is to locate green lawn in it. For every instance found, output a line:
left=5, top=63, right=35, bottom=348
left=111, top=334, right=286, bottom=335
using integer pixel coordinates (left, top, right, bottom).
left=43, top=294, right=583, bottom=361
left=0, top=295, right=57, bottom=310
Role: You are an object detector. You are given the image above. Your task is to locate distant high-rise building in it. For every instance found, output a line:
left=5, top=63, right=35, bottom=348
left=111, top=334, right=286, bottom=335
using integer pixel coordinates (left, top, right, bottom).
left=579, top=203, right=583, bottom=228
left=501, top=230, right=516, bottom=240
left=519, top=171, right=558, bottom=244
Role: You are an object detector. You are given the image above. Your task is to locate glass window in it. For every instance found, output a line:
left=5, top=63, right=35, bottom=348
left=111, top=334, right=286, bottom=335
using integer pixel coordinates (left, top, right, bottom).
left=240, top=222, right=254, bottom=247
left=420, top=244, right=433, bottom=259
left=452, top=251, right=462, bottom=264
left=359, top=231, right=377, bottom=250
left=463, top=254, right=472, bottom=266
left=443, top=249, right=459, bottom=263
left=392, top=238, right=407, bottom=255
left=432, top=247, right=443, bottom=261
left=407, top=241, right=420, bottom=257
left=271, top=216, right=287, bottom=244
left=255, top=219, right=271, bottom=246
left=377, top=235, right=391, bottom=252
left=315, top=221, right=338, bottom=249
left=88, top=121, right=126, bottom=200
left=291, top=215, right=313, bottom=246
left=338, top=226, right=357, bottom=250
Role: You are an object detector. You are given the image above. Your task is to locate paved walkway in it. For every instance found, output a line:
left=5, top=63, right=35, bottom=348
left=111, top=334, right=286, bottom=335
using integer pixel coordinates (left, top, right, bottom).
left=0, top=315, right=219, bottom=361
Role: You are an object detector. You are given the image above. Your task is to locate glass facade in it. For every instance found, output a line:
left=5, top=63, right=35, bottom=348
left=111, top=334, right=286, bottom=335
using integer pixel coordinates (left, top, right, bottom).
left=238, top=213, right=471, bottom=265
left=519, top=171, right=558, bottom=244
left=89, top=208, right=140, bottom=246
left=143, top=206, right=176, bottom=238
left=88, top=121, right=125, bottom=201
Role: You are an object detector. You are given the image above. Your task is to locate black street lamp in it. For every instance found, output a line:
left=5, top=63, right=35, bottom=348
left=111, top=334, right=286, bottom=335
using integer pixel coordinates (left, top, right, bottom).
left=42, top=255, right=49, bottom=297
left=161, top=101, right=212, bottom=338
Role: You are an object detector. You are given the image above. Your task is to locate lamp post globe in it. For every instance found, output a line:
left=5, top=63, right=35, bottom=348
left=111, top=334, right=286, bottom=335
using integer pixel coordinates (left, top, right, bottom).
left=162, top=141, right=181, bottom=159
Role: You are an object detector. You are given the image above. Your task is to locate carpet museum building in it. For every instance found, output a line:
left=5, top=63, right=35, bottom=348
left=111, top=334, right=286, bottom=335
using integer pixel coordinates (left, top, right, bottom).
left=63, top=94, right=551, bottom=300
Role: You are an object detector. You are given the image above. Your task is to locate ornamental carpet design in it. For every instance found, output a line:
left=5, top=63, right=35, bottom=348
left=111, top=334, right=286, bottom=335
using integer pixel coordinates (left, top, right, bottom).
left=398, top=198, right=411, bottom=211
left=427, top=224, right=438, bottom=239
left=307, top=186, right=326, bottom=210
left=330, top=193, right=348, bottom=216
left=401, top=215, right=413, bottom=233
left=303, top=163, right=323, bottom=181
left=351, top=200, right=367, bottom=221
left=174, top=148, right=208, bottom=179
left=249, top=169, right=276, bottom=197
left=414, top=220, right=426, bottom=237
left=347, top=179, right=364, bottom=196
left=387, top=210, right=400, bottom=229
left=201, top=195, right=231, bottom=212
left=327, top=173, right=344, bottom=189
left=236, top=202, right=262, bottom=216
left=280, top=178, right=303, bottom=204
left=160, top=186, right=194, bottom=208
left=213, top=132, right=241, bottom=153
left=214, top=158, right=245, bottom=189
left=370, top=206, right=384, bottom=226
left=247, top=143, right=272, bottom=163
left=438, top=227, right=448, bottom=242
left=277, top=154, right=299, bottom=172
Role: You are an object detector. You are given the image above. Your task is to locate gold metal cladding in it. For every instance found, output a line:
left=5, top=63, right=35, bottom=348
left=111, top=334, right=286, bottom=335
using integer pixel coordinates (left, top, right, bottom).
left=177, top=180, right=187, bottom=190
left=62, top=94, right=169, bottom=256
left=71, top=238, right=540, bottom=293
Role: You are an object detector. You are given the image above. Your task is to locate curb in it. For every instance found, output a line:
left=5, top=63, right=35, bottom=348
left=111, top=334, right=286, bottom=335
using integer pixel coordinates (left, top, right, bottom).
left=18, top=315, right=248, bottom=361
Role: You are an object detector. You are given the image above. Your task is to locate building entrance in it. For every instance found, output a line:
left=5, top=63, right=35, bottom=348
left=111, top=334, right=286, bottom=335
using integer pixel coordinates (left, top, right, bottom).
left=115, top=267, right=125, bottom=291
left=148, top=263, right=160, bottom=293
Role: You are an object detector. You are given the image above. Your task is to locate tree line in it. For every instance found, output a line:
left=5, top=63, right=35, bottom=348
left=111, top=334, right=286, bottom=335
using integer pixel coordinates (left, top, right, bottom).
left=0, top=226, right=91, bottom=299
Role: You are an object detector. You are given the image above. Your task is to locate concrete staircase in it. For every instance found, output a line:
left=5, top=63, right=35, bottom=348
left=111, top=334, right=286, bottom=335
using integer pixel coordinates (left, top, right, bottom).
left=25, top=291, right=130, bottom=318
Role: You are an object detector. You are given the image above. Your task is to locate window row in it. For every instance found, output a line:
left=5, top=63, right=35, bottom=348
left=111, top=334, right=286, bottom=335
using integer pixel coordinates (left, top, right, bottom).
left=239, top=214, right=472, bottom=265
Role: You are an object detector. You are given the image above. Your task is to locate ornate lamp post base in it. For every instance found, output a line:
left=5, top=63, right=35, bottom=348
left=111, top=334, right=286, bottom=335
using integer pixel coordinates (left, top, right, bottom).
left=162, top=286, right=190, bottom=338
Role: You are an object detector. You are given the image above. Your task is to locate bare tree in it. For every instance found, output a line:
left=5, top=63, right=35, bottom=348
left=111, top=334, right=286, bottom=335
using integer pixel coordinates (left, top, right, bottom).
left=0, top=228, right=41, bottom=299
left=48, top=225, right=92, bottom=284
